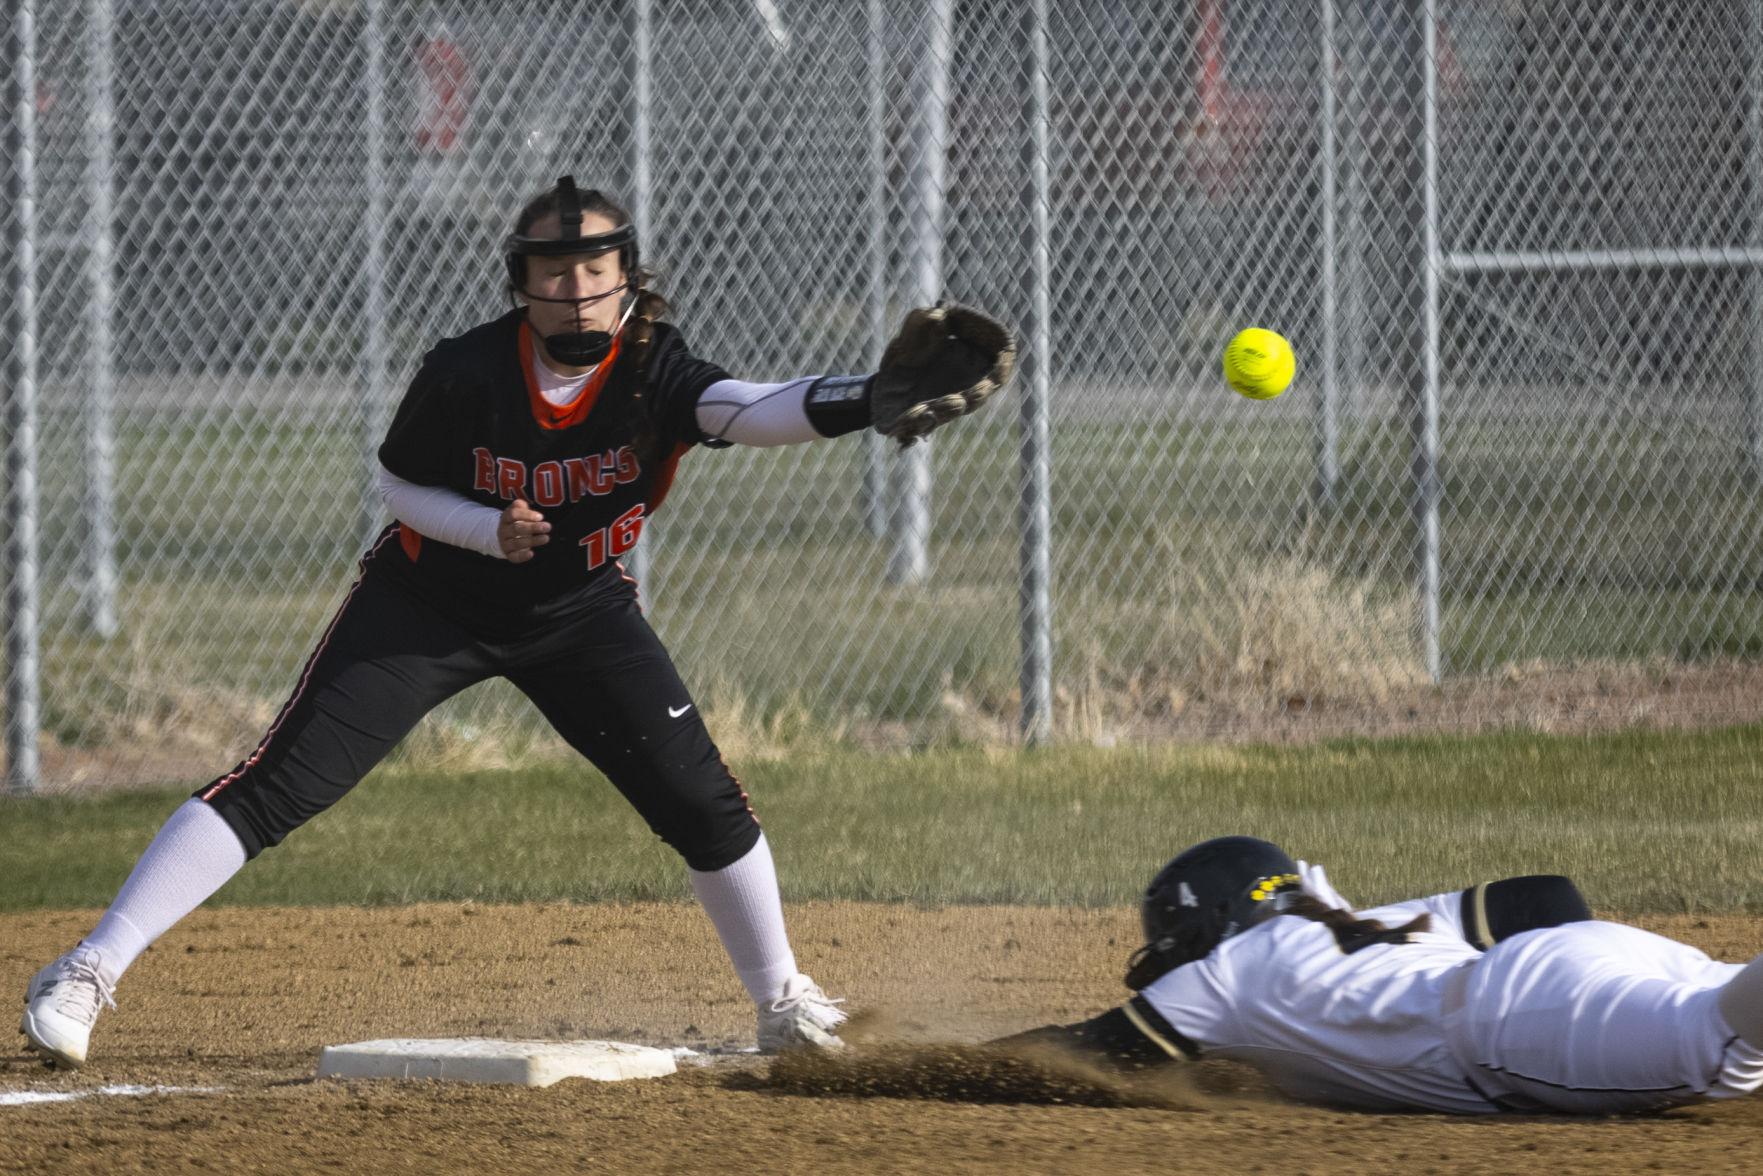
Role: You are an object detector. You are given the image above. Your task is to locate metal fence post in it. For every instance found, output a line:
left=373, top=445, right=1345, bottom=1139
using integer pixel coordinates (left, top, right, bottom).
left=1410, top=0, right=1443, bottom=682
left=1339, top=2, right=1367, bottom=494
left=862, top=0, right=889, bottom=538
left=1749, top=0, right=1763, bottom=476
left=1018, top=0, right=1053, bottom=745
left=625, top=0, right=654, bottom=588
left=888, top=0, right=951, bottom=587
left=4, top=0, right=41, bottom=795
left=83, top=0, right=119, bottom=640
left=360, top=0, right=389, bottom=548
left=1316, top=0, right=1341, bottom=509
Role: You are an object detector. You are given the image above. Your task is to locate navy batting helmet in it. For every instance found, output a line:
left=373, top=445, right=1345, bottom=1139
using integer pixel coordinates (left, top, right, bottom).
left=1124, top=836, right=1302, bottom=990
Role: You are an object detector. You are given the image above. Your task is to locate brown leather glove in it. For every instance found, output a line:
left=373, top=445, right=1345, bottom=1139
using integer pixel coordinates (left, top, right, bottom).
left=870, top=303, right=1016, bottom=446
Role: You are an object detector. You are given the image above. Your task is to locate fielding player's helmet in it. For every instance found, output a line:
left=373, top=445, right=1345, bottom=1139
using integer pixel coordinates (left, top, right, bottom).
left=1124, top=836, right=1302, bottom=990
left=504, top=175, right=640, bottom=367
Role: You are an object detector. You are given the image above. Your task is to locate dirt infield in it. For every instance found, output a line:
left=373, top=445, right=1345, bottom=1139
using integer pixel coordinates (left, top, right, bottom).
left=3, top=903, right=1761, bottom=1174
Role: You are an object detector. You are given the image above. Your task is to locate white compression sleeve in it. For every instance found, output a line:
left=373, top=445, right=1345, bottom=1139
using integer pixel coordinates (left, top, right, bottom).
left=695, top=378, right=824, bottom=447
left=80, top=799, right=248, bottom=988
left=376, top=463, right=504, bottom=559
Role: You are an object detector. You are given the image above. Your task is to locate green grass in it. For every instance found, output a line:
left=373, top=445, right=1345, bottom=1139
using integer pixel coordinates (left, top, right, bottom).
left=4, top=725, right=1761, bottom=914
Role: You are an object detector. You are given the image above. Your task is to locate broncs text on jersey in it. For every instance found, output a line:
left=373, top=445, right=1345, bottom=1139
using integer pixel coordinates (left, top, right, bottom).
left=471, top=446, right=640, bottom=508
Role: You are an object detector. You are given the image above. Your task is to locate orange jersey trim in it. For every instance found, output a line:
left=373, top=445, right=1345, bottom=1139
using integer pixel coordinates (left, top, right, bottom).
left=648, top=440, right=692, bottom=515
left=519, top=320, right=622, bottom=431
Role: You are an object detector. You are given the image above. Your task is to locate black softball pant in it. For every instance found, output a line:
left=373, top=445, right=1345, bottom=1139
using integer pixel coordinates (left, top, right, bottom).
left=196, top=544, right=759, bottom=872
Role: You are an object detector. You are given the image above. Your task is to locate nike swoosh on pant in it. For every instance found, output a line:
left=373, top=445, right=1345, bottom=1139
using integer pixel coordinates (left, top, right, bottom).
left=668, top=705, right=692, bottom=718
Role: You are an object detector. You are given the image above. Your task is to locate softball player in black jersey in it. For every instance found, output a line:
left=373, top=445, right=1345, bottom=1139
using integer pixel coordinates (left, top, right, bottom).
left=22, top=177, right=1015, bottom=1069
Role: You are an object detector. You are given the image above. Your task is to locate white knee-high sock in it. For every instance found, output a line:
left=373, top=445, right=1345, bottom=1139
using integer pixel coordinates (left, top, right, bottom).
left=79, top=798, right=248, bottom=989
left=687, top=833, right=799, bottom=1006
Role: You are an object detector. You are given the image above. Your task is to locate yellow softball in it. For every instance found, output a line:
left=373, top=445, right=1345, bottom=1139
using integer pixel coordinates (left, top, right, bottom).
left=1222, top=328, right=1296, bottom=400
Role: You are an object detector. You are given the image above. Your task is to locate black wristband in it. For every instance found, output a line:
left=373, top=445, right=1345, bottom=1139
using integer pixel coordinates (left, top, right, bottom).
left=802, top=374, right=874, bottom=438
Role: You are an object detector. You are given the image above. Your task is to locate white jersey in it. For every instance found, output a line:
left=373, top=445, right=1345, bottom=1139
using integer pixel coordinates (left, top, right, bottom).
left=1139, top=894, right=1488, bottom=1112
left=1135, top=878, right=1763, bottom=1115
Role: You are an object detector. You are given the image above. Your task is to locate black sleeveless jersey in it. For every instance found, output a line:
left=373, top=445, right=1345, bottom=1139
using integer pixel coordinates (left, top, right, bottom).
left=374, top=309, right=729, bottom=631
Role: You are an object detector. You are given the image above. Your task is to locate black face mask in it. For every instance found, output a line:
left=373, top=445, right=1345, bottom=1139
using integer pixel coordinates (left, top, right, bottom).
left=528, top=283, right=633, bottom=369
left=542, top=325, right=616, bottom=367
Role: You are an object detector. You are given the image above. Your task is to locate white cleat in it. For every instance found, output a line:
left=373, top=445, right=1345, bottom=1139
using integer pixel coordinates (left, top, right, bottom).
left=20, top=947, right=115, bottom=1069
left=757, top=973, right=848, bottom=1053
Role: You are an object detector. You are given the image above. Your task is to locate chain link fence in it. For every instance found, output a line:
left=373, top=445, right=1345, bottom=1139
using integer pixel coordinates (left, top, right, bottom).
left=6, top=0, right=1763, bottom=792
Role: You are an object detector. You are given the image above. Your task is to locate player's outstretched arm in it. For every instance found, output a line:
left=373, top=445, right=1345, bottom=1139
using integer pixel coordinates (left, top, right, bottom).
left=988, top=996, right=1198, bottom=1074
left=693, top=303, right=1015, bottom=449
left=695, top=375, right=866, bottom=447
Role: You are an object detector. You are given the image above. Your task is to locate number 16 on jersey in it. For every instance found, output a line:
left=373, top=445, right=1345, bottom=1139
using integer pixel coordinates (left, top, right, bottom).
left=581, top=505, right=645, bottom=571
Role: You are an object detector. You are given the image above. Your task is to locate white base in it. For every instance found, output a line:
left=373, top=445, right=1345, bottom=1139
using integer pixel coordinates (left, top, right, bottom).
left=316, top=1038, right=677, bottom=1087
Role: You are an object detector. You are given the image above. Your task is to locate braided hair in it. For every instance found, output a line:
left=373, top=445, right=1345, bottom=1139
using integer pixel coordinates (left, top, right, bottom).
left=1273, top=892, right=1431, bottom=954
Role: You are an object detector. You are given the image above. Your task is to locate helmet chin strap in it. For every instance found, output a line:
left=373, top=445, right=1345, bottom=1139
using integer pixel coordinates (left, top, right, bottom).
left=538, top=291, right=637, bottom=370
